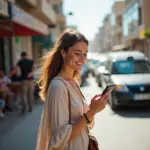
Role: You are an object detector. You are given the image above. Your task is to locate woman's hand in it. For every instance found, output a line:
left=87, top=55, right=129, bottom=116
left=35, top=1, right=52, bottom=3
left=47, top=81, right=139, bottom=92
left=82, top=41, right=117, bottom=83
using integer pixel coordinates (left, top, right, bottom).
left=85, top=92, right=110, bottom=122
left=90, top=92, right=110, bottom=115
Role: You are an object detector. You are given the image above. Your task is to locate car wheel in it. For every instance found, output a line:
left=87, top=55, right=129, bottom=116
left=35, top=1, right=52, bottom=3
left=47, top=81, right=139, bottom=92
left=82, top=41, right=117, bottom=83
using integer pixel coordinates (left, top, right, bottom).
left=109, top=94, right=119, bottom=111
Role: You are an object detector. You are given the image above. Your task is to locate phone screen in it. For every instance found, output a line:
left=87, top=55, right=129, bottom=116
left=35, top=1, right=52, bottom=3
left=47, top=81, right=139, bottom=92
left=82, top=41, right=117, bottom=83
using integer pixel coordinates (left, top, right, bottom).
left=101, top=85, right=115, bottom=96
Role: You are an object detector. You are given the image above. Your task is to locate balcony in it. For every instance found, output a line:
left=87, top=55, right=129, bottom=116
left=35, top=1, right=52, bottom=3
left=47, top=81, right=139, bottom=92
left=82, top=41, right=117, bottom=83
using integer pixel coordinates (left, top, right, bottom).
left=15, top=0, right=36, bottom=8
left=40, top=0, right=56, bottom=24
left=125, top=0, right=136, bottom=9
left=16, top=0, right=56, bottom=24
left=24, top=0, right=36, bottom=7
left=52, top=0, right=62, bottom=5
left=56, top=13, right=66, bottom=24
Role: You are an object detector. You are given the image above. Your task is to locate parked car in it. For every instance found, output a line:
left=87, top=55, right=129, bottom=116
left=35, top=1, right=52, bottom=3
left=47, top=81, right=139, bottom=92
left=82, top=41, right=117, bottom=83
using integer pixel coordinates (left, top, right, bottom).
left=95, top=61, right=106, bottom=87
left=94, top=54, right=108, bottom=86
left=81, top=63, right=89, bottom=85
left=100, top=51, right=150, bottom=110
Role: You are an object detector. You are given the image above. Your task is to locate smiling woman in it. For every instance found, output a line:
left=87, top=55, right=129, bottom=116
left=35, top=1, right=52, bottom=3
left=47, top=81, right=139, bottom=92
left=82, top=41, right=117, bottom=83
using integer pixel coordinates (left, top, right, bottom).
left=36, top=29, right=110, bottom=150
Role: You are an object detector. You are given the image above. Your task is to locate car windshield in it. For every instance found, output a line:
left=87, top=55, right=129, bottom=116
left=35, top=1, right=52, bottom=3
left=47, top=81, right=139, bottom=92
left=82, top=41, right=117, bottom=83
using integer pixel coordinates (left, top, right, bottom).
left=111, top=60, right=150, bottom=74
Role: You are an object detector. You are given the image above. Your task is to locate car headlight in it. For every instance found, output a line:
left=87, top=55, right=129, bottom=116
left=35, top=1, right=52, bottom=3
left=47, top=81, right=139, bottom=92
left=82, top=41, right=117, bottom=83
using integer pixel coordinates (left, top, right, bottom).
left=115, top=85, right=129, bottom=92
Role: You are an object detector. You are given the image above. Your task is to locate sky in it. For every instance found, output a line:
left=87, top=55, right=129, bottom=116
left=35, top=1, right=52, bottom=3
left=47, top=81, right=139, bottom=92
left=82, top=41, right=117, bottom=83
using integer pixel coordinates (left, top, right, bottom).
left=63, top=0, right=117, bottom=40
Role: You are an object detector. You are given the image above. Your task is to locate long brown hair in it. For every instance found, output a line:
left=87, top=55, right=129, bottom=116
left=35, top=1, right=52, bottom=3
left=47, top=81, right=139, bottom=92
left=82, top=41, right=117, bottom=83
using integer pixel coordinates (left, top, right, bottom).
left=38, top=29, right=88, bottom=100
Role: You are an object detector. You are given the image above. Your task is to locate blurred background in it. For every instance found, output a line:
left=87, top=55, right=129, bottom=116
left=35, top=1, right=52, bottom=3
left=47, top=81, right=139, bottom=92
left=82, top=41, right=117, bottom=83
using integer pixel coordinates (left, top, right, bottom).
left=0, top=0, right=150, bottom=150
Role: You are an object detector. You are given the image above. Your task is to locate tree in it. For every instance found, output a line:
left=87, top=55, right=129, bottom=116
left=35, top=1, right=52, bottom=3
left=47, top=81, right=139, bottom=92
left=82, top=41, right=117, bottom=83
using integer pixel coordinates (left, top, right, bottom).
left=144, top=28, right=150, bottom=38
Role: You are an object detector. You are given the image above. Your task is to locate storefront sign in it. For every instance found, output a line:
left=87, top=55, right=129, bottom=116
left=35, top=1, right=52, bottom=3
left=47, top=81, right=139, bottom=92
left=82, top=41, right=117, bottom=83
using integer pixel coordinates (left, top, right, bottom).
left=11, top=5, right=49, bottom=35
left=0, top=0, right=9, bottom=17
left=139, top=29, right=145, bottom=39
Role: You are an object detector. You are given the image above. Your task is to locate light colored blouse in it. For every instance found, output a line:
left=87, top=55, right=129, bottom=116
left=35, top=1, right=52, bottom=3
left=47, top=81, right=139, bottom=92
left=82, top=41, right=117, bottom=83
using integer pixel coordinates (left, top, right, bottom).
left=36, top=77, right=89, bottom=150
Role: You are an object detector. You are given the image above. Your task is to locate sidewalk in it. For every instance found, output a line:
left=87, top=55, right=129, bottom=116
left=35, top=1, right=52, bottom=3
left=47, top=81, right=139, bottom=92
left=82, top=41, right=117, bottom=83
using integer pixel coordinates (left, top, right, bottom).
left=0, top=99, right=43, bottom=141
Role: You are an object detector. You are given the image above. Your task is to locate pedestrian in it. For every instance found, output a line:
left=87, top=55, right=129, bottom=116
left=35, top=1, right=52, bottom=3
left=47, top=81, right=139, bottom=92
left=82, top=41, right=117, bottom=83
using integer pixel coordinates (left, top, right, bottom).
left=36, top=29, right=110, bottom=150
left=16, top=52, right=35, bottom=114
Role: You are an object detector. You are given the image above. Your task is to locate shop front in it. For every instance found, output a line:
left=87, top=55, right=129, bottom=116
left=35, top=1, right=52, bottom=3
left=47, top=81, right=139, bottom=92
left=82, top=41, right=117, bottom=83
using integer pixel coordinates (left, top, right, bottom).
left=0, top=4, right=49, bottom=66
left=0, top=0, right=12, bottom=74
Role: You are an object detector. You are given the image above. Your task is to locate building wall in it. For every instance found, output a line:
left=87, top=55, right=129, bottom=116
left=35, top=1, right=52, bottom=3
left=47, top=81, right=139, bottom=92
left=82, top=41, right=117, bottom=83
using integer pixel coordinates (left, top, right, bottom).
left=143, top=0, right=150, bottom=29
left=12, top=36, right=32, bottom=66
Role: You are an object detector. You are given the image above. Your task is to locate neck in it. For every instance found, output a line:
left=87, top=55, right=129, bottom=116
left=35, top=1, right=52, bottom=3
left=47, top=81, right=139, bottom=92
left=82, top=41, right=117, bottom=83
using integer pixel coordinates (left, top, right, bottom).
left=58, top=67, right=74, bottom=80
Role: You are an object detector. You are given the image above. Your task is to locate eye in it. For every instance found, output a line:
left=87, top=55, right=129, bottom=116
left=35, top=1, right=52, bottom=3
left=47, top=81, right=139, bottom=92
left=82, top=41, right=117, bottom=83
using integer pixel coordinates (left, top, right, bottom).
left=84, top=53, right=87, bottom=57
left=75, top=52, right=80, bottom=56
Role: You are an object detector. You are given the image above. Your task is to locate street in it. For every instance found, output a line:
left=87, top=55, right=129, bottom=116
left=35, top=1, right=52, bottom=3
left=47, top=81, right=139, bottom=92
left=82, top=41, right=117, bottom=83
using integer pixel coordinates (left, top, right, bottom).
left=0, top=76, right=150, bottom=150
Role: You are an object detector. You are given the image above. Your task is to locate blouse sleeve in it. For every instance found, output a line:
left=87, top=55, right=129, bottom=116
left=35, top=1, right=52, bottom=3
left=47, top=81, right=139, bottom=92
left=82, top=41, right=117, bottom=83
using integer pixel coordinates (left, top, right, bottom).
left=48, top=79, right=72, bottom=150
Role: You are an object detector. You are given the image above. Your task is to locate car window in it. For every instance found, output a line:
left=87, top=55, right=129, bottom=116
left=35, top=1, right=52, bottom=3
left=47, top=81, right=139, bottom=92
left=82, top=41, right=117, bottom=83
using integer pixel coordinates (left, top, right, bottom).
left=111, top=60, right=150, bottom=74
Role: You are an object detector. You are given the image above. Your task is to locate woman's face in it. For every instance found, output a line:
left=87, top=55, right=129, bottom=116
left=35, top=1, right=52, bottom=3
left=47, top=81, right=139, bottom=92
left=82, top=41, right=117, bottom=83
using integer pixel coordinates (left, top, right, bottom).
left=62, top=41, right=88, bottom=72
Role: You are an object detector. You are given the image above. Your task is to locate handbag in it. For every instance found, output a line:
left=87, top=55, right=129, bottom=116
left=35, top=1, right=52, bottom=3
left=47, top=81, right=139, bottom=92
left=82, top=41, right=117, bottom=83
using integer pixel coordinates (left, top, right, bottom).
left=58, top=78, right=99, bottom=150
left=88, top=130, right=99, bottom=150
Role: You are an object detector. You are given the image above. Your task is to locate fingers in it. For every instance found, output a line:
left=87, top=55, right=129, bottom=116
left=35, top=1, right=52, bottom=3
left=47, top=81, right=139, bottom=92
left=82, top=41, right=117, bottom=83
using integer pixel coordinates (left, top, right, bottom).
left=99, top=92, right=110, bottom=104
left=91, top=94, right=101, bottom=101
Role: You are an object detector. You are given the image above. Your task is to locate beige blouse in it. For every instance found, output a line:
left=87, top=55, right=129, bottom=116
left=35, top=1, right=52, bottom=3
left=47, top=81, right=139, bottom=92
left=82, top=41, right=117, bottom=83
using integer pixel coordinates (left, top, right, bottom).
left=36, top=77, right=89, bottom=150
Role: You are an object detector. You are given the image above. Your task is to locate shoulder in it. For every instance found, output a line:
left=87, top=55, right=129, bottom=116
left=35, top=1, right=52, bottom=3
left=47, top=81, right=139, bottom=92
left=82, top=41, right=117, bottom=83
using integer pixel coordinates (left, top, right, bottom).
left=50, top=78, right=68, bottom=92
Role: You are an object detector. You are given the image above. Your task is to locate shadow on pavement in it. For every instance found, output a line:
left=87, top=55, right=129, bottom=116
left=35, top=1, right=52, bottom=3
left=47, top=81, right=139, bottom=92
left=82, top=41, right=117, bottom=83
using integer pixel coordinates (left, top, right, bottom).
left=112, top=106, right=150, bottom=118
left=0, top=99, right=44, bottom=141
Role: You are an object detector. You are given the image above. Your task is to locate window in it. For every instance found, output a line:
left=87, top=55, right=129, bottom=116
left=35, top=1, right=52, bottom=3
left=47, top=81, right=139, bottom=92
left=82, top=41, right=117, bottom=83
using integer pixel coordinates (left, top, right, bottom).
left=111, top=60, right=150, bottom=74
left=111, top=13, right=116, bottom=25
left=123, top=2, right=140, bottom=36
left=138, top=7, right=142, bottom=25
left=53, top=4, right=63, bottom=13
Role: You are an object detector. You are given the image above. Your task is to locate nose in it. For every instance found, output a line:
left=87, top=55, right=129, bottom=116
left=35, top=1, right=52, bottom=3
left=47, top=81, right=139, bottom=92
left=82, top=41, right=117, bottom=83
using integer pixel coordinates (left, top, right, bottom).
left=79, top=54, right=86, bottom=62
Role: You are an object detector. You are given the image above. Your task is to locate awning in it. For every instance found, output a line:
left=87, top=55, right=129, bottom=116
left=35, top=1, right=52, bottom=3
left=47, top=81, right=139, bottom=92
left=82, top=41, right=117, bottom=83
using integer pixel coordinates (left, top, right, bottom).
left=0, top=4, right=49, bottom=37
left=112, top=45, right=127, bottom=51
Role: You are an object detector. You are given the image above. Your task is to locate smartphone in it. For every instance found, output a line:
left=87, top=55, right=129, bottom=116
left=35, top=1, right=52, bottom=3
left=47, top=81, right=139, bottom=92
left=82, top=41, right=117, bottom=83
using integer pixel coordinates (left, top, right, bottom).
left=101, top=84, right=116, bottom=96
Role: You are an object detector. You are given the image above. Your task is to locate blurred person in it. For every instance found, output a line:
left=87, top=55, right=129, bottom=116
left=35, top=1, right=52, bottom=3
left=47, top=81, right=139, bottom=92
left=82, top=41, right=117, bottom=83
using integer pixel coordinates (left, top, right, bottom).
left=0, top=70, right=13, bottom=111
left=16, top=52, right=35, bottom=114
left=9, top=67, right=20, bottom=83
left=9, top=68, right=21, bottom=105
left=0, top=95, right=5, bottom=118
left=36, top=29, right=110, bottom=150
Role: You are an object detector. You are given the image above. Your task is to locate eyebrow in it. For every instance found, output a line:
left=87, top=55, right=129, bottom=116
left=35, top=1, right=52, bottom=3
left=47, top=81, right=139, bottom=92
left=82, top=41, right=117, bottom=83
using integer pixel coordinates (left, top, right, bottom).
left=74, top=49, right=88, bottom=53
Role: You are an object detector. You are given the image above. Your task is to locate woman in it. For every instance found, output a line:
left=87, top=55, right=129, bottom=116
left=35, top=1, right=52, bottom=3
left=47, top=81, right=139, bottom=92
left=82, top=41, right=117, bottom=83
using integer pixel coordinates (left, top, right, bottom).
left=36, top=29, right=110, bottom=150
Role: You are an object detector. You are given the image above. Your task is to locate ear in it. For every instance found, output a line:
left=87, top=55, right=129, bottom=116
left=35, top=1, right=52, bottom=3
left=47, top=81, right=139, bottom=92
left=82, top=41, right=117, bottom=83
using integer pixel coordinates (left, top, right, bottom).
left=61, top=49, right=66, bottom=58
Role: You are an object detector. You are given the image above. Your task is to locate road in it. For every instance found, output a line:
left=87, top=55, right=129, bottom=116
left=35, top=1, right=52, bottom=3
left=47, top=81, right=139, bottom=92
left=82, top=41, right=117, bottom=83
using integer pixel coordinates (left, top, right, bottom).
left=0, top=76, right=150, bottom=150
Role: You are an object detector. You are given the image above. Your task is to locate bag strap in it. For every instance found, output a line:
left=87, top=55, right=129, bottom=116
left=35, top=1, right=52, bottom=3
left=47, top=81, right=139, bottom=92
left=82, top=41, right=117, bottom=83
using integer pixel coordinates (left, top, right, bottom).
left=74, top=81, right=91, bottom=134
left=55, top=78, right=71, bottom=123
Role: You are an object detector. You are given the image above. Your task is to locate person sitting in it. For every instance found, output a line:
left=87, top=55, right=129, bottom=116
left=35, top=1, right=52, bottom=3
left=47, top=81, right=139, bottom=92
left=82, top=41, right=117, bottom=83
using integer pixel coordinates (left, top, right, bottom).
left=9, top=67, right=20, bottom=83
left=0, top=70, right=13, bottom=111
left=0, top=93, right=5, bottom=118
left=9, top=68, right=21, bottom=105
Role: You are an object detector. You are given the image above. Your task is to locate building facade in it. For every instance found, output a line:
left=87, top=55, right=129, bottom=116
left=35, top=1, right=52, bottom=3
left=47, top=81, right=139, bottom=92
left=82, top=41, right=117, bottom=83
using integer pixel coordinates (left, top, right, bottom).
left=111, top=1, right=125, bottom=50
left=103, top=14, right=113, bottom=52
left=0, top=0, right=66, bottom=73
left=123, top=0, right=150, bottom=58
